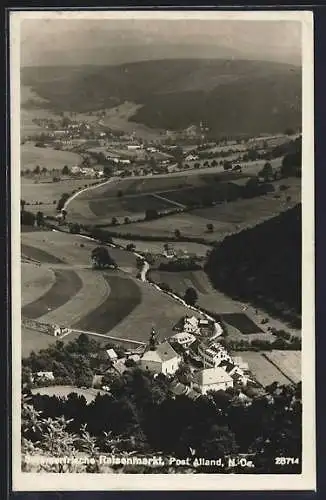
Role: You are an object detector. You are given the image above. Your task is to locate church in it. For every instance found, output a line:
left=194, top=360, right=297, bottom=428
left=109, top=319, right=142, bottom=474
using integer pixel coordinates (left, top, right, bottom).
left=140, top=328, right=181, bottom=376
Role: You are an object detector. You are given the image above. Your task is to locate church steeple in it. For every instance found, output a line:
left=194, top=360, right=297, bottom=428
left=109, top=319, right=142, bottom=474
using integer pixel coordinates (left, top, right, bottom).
left=148, top=327, right=158, bottom=351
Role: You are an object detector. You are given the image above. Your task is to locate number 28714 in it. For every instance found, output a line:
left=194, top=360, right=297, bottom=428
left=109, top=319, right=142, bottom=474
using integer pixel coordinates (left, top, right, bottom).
left=275, top=457, right=300, bottom=465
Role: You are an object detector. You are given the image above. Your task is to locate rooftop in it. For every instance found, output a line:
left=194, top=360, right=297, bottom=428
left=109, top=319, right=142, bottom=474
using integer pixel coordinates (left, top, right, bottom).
left=142, top=342, right=180, bottom=363
left=194, top=367, right=233, bottom=386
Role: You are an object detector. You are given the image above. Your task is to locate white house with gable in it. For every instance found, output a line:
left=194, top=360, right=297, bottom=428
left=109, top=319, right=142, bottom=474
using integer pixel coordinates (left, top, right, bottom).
left=193, top=367, right=233, bottom=394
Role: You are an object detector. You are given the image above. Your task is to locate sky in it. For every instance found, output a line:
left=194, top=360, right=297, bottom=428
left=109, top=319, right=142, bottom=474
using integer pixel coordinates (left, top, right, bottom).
left=20, top=18, right=302, bottom=67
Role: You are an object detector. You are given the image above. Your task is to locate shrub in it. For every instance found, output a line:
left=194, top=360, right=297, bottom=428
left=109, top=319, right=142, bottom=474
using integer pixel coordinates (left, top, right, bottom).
left=279, top=184, right=289, bottom=191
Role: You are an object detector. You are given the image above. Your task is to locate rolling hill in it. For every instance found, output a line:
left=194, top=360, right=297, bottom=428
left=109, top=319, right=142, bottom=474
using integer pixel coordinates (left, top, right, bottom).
left=21, top=58, right=301, bottom=136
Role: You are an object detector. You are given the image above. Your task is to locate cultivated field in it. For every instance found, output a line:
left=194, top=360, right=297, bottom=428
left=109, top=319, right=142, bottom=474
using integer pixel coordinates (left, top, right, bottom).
left=234, top=351, right=295, bottom=387
left=263, top=350, right=301, bottom=384
left=21, top=143, right=82, bottom=170
left=114, top=178, right=300, bottom=243
left=106, top=279, right=203, bottom=342
left=20, top=228, right=198, bottom=354
left=21, top=262, right=56, bottom=307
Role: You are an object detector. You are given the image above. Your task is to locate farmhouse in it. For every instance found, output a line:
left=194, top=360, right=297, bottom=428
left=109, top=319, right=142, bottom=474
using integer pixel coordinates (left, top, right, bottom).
left=71, top=166, right=81, bottom=174
left=106, top=348, right=118, bottom=362
left=198, top=342, right=231, bottom=368
left=181, top=316, right=201, bottom=335
left=33, top=371, right=55, bottom=383
left=170, top=332, right=197, bottom=349
left=193, top=367, right=233, bottom=394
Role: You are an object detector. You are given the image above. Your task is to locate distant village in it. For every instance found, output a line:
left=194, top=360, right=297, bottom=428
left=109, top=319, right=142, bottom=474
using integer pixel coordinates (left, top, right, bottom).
left=21, top=113, right=290, bottom=180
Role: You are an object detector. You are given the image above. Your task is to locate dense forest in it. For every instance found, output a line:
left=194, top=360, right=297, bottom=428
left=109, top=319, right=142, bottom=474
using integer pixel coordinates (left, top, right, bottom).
left=21, top=59, right=301, bottom=135
left=205, top=205, right=301, bottom=327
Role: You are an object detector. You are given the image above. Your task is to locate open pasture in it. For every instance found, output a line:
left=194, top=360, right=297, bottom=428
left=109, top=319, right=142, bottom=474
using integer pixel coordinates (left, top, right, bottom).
left=233, top=351, right=294, bottom=387
left=31, top=386, right=107, bottom=404
left=89, top=193, right=177, bottom=218
left=149, top=269, right=211, bottom=297
left=21, top=176, right=95, bottom=207
left=263, top=350, right=301, bottom=384
left=21, top=144, right=82, bottom=171
left=22, top=327, right=61, bottom=358
left=21, top=230, right=138, bottom=274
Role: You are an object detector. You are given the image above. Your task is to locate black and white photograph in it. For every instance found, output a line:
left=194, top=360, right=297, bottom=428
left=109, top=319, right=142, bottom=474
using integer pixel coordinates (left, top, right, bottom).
left=11, top=9, right=315, bottom=491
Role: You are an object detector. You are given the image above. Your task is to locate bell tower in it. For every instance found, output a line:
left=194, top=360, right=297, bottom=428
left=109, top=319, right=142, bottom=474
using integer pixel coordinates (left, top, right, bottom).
left=148, top=327, right=158, bottom=351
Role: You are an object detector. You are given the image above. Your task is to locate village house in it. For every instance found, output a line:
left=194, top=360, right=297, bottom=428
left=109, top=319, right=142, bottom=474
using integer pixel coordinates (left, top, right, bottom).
left=170, top=331, right=197, bottom=349
left=198, top=341, right=231, bottom=368
left=181, top=316, right=201, bottom=335
left=33, top=371, right=55, bottom=383
left=193, top=367, right=234, bottom=394
left=106, top=348, right=118, bottom=362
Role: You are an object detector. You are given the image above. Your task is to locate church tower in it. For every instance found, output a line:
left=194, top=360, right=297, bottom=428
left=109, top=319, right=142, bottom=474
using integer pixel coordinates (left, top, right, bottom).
left=148, top=327, right=158, bottom=351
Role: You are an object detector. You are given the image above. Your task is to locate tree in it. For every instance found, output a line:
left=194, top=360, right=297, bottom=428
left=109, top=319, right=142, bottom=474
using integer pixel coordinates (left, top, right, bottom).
left=174, top=229, right=181, bottom=238
left=33, top=165, right=41, bottom=175
left=199, top=425, right=239, bottom=459
left=41, top=167, right=48, bottom=176
left=91, top=247, right=117, bottom=269
left=62, top=165, right=70, bottom=176
left=223, top=160, right=232, bottom=171
left=103, top=165, right=113, bottom=177
left=175, top=362, right=192, bottom=386
left=243, top=177, right=260, bottom=198
left=21, top=210, right=35, bottom=226
left=280, top=139, right=302, bottom=178
left=173, top=146, right=184, bottom=168
left=69, top=223, right=81, bottom=234
left=111, top=217, right=118, bottom=226
left=145, top=209, right=159, bottom=221
left=126, top=243, right=136, bottom=252
left=36, top=211, right=44, bottom=227
left=184, top=287, right=198, bottom=306
left=259, top=162, right=273, bottom=182
left=124, top=217, right=130, bottom=224
left=206, top=223, right=214, bottom=233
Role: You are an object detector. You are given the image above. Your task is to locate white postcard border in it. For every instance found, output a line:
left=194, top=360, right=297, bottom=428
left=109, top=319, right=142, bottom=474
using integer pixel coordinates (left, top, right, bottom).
left=10, top=9, right=316, bottom=491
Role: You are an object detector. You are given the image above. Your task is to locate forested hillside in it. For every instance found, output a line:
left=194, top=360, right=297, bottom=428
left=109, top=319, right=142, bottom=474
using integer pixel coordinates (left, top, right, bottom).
left=21, top=58, right=301, bottom=135
left=205, top=205, right=301, bottom=326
